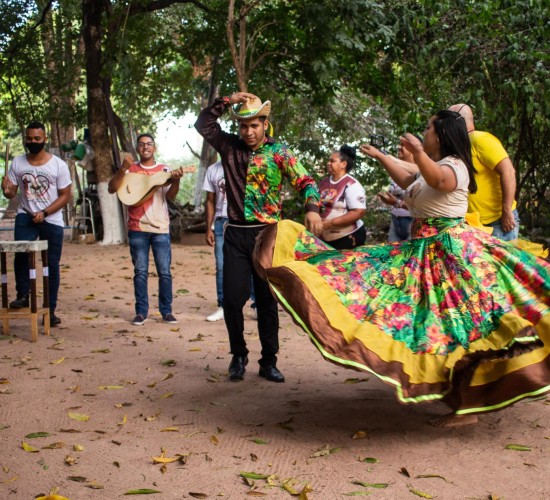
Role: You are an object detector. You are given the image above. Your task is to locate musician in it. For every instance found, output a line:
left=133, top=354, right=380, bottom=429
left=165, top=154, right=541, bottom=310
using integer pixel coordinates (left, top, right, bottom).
left=108, top=133, right=183, bottom=326
left=1, top=121, right=72, bottom=327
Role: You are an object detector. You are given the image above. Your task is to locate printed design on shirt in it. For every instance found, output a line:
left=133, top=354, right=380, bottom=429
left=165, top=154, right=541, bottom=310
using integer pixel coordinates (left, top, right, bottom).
left=243, top=142, right=318, bottom=223
left=22, top=173, right=50, bottom=201
left=409, top=181, right=422, bottom=198
left=217, top=176, right=226, bottom=201
left=320, top=187, right=340, bottom=215
left=320, top=185, right=350, bottom=217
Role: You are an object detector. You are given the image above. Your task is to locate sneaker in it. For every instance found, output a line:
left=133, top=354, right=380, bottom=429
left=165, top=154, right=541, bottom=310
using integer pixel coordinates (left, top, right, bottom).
left=50, top=313, right=61, bottom=327
left=9, top=295, right=29, bottom=309
left=206, top=307, right=224, bottom=322
left=163, top=313, right=178, bottom=324
left=131, top=314, right=146, bottom=326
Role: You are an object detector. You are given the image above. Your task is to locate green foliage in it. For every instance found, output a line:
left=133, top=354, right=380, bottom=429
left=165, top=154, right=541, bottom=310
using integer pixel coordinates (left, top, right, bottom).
left=0, top=0, right=548, bottom=234
left=378, top=0, right=550, bottom=233
left=109, top=4, right=198, bottom=131
left=0, top=1, right=85, bottom=130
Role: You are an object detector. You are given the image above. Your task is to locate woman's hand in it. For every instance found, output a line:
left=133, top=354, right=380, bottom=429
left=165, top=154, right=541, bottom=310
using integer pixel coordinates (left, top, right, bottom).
left=400, top=133, right=424, bottom=155
left=360, top=143, right=383, bottom=160
left=377, top=191, right=397, bottom=206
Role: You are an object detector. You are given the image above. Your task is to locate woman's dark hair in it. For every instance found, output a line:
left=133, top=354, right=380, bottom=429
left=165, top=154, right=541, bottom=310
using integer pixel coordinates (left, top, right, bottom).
left=433, top=110, right=477, bottom=193
left=336, top=144, right=357, bottom=172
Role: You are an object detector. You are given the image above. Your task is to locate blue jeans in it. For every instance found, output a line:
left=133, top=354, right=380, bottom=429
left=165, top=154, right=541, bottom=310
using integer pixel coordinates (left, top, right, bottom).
left=388, top=215, right=413, bottom=242
left=486, top=209, right=520, bottom=241
left=128, top=230, right=173, bottom=317
left=14, top=213, right=64, bottom=312
left=214, top=218, right=227, bottom=307
left=214, top=217, right=255, bottom=308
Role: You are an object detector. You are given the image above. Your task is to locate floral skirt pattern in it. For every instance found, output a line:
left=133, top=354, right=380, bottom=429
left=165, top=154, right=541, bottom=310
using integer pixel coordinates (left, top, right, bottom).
left=254, top=218, right=550, bottom=414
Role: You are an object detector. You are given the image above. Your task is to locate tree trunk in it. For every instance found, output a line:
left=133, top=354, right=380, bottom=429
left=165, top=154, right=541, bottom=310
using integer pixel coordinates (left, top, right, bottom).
left=40, top=3, right=78, bottom=148
left=193, top=63, right=220, bottom=211
left=82, top=0, right=125, bottom=244
left=227, top=0, right=248, bottom=92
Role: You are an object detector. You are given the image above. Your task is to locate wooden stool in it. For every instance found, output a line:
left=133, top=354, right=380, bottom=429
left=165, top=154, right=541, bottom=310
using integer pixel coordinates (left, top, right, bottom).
left=0, top=240, right=50, bottom=341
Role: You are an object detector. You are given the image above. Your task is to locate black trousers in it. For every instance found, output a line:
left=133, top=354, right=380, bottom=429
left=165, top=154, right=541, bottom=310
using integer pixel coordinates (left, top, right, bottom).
left=326, top=225, right=367, bottom=250
left=223, top=225, right=279, bottom=366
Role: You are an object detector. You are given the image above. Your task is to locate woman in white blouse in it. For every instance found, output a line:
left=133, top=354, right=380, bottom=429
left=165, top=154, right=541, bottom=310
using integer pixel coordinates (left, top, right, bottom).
left=318, top=145, right=367, bottom=249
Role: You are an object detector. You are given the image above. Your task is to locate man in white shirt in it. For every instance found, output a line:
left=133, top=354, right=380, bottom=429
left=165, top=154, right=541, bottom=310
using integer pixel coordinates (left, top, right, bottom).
left=1, top=121, right=72, bottom=326
left=203, top=160, right=255, bottom=322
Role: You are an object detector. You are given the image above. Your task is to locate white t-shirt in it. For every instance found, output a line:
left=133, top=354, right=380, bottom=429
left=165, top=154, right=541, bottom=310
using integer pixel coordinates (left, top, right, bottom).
left=404, top=156, right=469, bottom=219
left=9, top=154, right=72, bottom=227
left=202, top=161, right=227, bottom=218
left=319, top=173, right=366, bottom=241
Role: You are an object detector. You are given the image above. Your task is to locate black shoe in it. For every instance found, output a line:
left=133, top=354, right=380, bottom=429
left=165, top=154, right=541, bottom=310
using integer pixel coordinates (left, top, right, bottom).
left=259, top=365, right=285, bottom=383
left=228, top=355, right=248, bottom=380
left=50, top=313, right=61, bottom=327
left=131, top=314, right=146, bottom=326
left=162, top=313, right=178, bottom=324
left=9, top=295, right=29, bottom=309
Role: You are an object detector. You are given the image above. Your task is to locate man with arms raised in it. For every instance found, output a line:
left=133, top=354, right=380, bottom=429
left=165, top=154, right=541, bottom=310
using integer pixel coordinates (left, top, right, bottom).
left=195, top=92, right=323, bottom=383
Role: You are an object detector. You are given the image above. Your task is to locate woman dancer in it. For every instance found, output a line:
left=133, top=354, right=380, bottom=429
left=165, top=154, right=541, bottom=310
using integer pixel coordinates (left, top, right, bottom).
left=254, top=110, right=550, bottom=426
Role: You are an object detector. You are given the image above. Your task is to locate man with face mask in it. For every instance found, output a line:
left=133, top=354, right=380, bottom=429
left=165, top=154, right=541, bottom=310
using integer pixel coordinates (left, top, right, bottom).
left=1, top=121, right=72, bottom=326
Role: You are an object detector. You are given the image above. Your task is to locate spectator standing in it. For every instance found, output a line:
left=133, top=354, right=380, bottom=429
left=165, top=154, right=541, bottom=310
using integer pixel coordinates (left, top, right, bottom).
left=449, top=103, right=519, bottom=240
left=1, top=121, right=72, bottom=327
left=319, top=145, right=367, bottom=250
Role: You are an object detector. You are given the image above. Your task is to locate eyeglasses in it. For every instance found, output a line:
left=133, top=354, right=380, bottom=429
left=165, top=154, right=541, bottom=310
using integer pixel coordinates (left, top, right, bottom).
left=137, top=142, right=154, bottom=148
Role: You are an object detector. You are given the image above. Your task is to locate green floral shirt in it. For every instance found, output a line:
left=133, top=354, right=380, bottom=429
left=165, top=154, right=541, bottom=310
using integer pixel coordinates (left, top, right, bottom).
left=244, top=141, right=319, bottom=223
left=195, top=97, right=320, bottom=224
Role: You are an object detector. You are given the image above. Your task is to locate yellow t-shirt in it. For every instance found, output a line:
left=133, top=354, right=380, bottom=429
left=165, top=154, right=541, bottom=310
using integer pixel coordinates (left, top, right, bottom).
left=467, top=130, right=517, bottom=224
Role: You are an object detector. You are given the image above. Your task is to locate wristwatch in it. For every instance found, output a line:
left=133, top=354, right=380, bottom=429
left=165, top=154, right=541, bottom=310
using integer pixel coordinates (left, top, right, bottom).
left=43, top=209, right=49, bottom=217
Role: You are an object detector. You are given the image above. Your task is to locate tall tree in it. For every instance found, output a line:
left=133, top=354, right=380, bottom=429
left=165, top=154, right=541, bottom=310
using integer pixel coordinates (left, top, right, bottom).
left=0, top=1, right=83, bottom=141
left=81, top=0, right=211, bottom=244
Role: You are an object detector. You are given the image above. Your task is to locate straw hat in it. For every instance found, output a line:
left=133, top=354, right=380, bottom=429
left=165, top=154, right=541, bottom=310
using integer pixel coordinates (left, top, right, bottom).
left=230, top=96, right=271, bottom=120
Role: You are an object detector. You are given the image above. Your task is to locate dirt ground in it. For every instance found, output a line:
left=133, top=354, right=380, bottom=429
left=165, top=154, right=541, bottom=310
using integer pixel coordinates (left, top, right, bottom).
left=0, top=233, right=549, bottom=500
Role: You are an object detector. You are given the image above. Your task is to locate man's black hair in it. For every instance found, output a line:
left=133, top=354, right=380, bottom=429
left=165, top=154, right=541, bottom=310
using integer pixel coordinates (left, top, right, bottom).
left=136, top=133, right=155, bottom=143
left=26, top=121, right=46, bottom=131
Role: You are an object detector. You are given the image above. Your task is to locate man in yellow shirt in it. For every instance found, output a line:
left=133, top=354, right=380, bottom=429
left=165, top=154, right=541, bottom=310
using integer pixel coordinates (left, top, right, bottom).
left=449, top=104, right=519, bottom=240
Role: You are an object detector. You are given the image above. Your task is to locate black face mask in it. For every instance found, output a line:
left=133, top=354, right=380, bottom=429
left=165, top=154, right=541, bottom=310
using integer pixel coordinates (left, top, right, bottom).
left=25, top=142, right=46, bottom=155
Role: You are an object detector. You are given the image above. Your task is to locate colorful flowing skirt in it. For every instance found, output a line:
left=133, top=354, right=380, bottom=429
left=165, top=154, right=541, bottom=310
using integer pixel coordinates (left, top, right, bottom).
left=254, top=218, right=550, bottom=415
